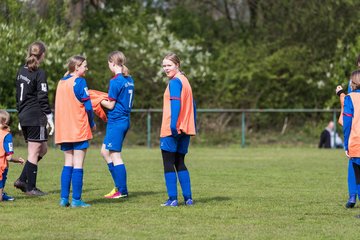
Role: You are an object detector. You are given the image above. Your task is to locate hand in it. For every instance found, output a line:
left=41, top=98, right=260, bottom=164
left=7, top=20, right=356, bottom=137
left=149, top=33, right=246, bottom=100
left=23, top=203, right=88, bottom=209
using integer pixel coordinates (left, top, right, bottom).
left=171, top=127, right=179, bottom=138
left=91, top=124, right=96, bottom=131
left=345, top=150, right=350, bottom=158
left=18, top=123, right=22, bottom=131
left=336, top=85, right=345, bottom=96
left=46, top=113, right=54, bottom=136
left=17, top=157, right=25, bottom=165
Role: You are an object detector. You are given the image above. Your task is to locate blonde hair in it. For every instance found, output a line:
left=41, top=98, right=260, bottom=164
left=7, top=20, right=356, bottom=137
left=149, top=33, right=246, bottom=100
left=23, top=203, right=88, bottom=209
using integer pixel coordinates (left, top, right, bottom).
left=0, top=110, right=10, bottom=130
left=351, top=70, right=360, bottom=91
left=67, top=55, right=86, bottom=73
left=108, top=51, right=129, bottom=76
left=26, top=41, right=46, bottom=72
left=164, top=52, right=181, bottom=68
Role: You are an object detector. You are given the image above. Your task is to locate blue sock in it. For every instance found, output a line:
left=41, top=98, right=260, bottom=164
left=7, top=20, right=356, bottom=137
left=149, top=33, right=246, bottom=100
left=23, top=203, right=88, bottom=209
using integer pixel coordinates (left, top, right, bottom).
left=61, top=166, right=73, bottom=199
left=178, top=170, right=192, bottom=201
left=2, top=168, right=8, bottom=188
left=113, top=164, right=127, bottom=194
left=72, top=168, right=83, bottom=200
left=348, top=160, right=357, bottom=199
left=107, top=162, right=116, bottom=186
left=164, top=172, right=177, bottom=200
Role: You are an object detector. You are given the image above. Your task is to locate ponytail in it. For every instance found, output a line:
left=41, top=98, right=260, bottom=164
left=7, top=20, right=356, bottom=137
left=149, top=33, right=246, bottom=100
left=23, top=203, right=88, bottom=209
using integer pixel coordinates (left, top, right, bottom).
left=26, top=41, right=46, bottom=72
left=26, top=55, right=40, bottom=72
left=108, top=51, right=130, bottom=76
left=122, top=65, right=129, bottom=77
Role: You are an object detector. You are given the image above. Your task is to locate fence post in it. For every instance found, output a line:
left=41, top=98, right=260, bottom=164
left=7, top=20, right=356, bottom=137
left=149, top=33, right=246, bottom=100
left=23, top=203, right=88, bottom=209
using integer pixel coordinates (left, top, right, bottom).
left=241, top=111, right=246, bottom=148
left=147, top=110, right=151, bottom=148
left=333, top=109, right=337, bottom=149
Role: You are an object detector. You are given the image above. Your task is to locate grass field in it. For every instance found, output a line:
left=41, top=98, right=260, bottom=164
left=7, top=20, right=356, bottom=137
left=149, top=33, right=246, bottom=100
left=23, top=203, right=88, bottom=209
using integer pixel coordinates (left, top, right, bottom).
left=0, top=146, right=358, bottom=239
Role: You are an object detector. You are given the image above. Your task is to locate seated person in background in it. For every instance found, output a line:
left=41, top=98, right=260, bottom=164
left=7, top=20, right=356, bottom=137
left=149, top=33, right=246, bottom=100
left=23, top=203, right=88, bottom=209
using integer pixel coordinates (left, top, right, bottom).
left=335, top=132, right=344, bottom=148
left=319, top=121, right=335, bottom=148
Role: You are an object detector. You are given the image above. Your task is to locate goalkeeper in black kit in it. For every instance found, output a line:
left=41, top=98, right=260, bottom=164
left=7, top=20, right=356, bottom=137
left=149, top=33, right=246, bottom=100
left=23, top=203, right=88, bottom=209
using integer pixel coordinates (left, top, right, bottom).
left=14, top=41, right=54, bottom=196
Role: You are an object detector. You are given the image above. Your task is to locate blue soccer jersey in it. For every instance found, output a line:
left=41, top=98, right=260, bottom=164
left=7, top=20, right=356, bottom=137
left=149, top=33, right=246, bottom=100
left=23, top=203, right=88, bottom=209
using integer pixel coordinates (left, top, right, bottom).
left=107, top=74, right=135, bottom=123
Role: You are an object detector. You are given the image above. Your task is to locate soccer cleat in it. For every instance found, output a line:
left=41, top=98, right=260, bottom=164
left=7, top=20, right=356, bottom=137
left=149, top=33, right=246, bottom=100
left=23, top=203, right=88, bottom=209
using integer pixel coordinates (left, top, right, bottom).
left=2, top=192, right=15, bottom=201
left=104, top=187, right=117, bottom=198
left=59, top=198, right=70, bottom=207
left=346, top=195, right=356, bottom=208
left=71, top=199, right=91, bottom=208
left=161, top=199, right=178, bottom=207
left=185, top=199, right=194, bottom=206
left=14, top=179, right=27, bottom=192
left=25, top=187, right=47, bottom=196
left=104, top=190, right=128, bottom=199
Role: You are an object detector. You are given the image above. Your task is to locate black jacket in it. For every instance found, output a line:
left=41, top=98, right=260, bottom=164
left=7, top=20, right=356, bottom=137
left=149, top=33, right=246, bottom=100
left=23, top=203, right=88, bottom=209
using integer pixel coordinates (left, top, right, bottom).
left=16, top=65, right=51, bottom=126
left=319, top=129, right=331, bottom=148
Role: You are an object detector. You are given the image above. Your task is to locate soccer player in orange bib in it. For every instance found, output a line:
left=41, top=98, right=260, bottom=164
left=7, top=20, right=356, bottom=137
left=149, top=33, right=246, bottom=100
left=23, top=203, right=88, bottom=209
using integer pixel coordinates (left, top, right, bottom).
left=160, top=53, right=196, bottom=207
left=336, top=55, right=360, bottom=208
left=0, top=110, right=24, bottom=201
left=343, top=70, right=360, bottom=209
left=55, top=56, right=96, bottom=207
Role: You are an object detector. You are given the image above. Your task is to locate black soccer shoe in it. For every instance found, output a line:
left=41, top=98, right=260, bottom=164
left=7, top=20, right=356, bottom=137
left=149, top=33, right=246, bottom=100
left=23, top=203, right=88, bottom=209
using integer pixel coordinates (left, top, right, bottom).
left=14, top=179, right=27, bottom=192
left=25, top=187, right=47, bottom=196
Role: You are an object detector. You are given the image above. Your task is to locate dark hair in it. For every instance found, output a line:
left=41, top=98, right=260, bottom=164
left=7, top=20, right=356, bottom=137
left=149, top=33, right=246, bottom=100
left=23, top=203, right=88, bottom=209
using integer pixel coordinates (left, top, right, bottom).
left=26, top=41, right=46, bottom=72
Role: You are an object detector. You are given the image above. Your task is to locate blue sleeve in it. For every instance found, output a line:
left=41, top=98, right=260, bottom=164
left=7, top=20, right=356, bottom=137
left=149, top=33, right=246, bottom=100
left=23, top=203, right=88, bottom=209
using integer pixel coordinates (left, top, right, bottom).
left=108, top=80, right=120, bottom=101
left=169, top=78, right=182, bottom=137
left=343, top=95, right=353, bottom=151
left=3, top=133, right=13, bottom=155
left=84, top=100, right=95, bottom=128
left=348, top=80, right=352, bottom=94
left=74, top=78, right=95, bottom=128
left=74, top=78, right=90, bottom=102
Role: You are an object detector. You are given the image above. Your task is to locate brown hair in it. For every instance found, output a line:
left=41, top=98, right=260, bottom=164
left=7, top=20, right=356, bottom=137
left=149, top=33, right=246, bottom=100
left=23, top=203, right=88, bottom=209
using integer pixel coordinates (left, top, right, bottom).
left=67, top=55, right=86, bottom=73
left=0, top=110, right=10, bottom=130
left=164, top=52, right=181, bottom=68
left=26, top=41, right=46, bottom=72
left=351, top=70, right=360, bottom=90
left=108, top=51, right=129, bottom=76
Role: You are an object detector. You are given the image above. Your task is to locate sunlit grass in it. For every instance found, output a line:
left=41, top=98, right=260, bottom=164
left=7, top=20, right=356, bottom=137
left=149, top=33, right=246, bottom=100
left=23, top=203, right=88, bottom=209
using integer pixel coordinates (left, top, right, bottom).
left=1, top=147, right=357, bottom=239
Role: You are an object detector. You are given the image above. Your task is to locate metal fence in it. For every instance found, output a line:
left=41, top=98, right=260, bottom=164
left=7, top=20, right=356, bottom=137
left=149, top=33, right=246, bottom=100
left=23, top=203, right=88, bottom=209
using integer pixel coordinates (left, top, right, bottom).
left=7, top=108, right=341, bottom=148
left=134, top=108, right=340, bottom=148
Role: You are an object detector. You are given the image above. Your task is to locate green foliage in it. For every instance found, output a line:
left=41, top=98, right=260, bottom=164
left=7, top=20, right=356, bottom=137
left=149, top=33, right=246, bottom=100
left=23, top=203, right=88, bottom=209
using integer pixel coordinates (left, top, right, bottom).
left=2, top=0, right=360, bottom=137
left=83, top=4, right=212, bottom=109
left=0, top=1, right=86, bottom=108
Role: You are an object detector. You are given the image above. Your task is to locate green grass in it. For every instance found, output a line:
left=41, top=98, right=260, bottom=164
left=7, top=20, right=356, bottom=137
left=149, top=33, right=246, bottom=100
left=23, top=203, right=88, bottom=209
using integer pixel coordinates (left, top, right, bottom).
left=0, top=147, right=357, bottom=239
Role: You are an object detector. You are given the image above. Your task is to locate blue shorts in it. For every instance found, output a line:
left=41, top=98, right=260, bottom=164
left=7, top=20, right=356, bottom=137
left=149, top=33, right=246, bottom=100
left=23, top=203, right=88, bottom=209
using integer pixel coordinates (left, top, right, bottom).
left=0, top=168, right=8, bottom=189
left=60, top=141, right=89, bottom=151
left=160, top=134, right=190, bottom=154
left=351, top=158, right=360, bottom=165
left=104, top=121, right=129, bottom=152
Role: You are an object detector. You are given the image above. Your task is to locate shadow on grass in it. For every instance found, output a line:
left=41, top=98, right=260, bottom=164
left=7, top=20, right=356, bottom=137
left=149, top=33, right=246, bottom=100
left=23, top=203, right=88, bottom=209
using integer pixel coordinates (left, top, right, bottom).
left=86, top=190, right=161, bottom=204
left=195, top=196, right=231, bottom=204
left=17, top=188, right=99, bottom=198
